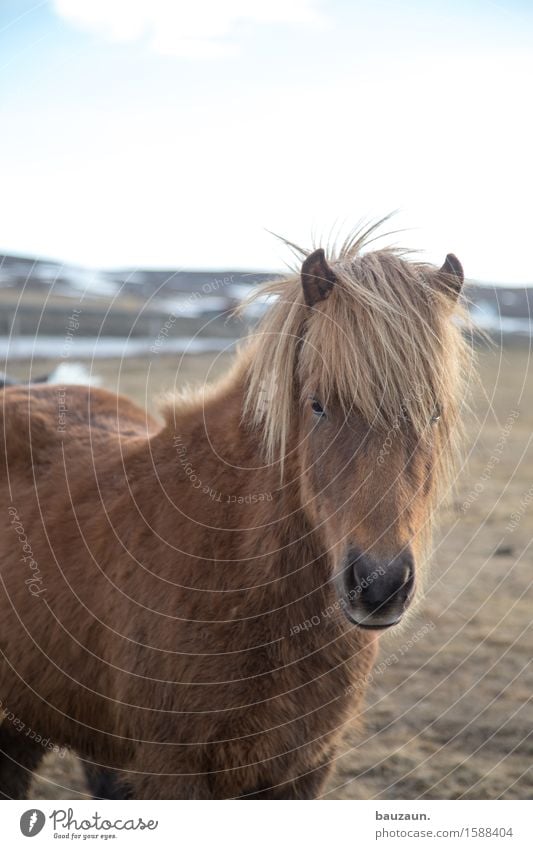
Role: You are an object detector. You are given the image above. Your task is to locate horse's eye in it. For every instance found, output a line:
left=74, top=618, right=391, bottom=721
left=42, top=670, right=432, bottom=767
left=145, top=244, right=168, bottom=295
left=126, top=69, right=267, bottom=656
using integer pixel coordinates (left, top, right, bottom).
left=310, top=398, right=326, bottom=418
left=431, top=405, right=442, bottom=424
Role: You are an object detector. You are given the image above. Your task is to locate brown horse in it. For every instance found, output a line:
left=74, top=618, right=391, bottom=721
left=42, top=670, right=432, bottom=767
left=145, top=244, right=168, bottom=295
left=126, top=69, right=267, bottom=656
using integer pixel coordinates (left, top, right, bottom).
left=0, top=224, right=470, bottom=799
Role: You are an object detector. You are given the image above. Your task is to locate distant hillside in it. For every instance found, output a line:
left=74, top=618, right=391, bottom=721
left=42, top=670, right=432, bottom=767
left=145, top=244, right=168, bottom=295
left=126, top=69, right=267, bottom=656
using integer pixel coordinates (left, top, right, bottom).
left=467, top=284, right=533, bottom=318
left=466, top=284, right=533, bottom=337
left=0, top=254, right=532, bottom=344
left=0, top=254, right=277, bottom=298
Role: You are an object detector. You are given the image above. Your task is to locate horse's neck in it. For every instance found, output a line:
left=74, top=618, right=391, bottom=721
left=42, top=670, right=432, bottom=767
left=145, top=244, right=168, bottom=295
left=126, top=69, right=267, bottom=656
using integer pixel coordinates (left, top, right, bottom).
left=150, top=375, right=343, bottom=648
left=158, top=372, right=323, bottom=572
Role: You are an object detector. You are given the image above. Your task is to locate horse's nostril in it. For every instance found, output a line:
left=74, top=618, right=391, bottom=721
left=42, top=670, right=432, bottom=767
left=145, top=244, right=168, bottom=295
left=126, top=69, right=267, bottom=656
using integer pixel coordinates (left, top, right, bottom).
left=402, top=558, right=414, bottom=588
left=339, top=548, right=416, bottom=629
left=346, top=549, right=415, bottom=613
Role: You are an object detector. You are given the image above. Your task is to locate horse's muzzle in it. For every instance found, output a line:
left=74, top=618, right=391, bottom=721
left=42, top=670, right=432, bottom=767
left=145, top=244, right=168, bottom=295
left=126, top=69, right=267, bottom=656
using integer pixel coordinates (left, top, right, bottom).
left=337, top=547, right=415, bottom=630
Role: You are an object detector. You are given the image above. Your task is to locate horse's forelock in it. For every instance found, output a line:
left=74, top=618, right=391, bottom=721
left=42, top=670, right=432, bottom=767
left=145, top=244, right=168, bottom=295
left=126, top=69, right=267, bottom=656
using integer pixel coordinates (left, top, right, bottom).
left=243, top=225, right=472, bottom=495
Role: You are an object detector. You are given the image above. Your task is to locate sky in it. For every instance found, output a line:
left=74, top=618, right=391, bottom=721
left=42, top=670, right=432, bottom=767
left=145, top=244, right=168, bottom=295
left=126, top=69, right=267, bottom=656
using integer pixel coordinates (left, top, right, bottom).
left=0, top=0, right=532, bottom=282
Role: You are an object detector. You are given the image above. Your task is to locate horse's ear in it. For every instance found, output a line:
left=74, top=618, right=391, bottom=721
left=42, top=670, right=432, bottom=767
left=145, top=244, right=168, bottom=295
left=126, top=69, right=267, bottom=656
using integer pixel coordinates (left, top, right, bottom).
left=301, top=248, right=337, bottom=307
left=437, top=253, right=464, bottom=302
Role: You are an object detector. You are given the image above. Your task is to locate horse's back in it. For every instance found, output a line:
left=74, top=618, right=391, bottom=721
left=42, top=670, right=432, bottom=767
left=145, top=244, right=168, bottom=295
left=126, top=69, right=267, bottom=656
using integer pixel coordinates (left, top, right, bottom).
left=0, top=384, right=158, bottom=475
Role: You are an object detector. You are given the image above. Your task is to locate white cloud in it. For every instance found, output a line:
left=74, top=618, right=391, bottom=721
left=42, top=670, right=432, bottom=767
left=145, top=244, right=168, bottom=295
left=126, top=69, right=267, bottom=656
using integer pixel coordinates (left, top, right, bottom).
left=52, top=0, right=324, bottom=58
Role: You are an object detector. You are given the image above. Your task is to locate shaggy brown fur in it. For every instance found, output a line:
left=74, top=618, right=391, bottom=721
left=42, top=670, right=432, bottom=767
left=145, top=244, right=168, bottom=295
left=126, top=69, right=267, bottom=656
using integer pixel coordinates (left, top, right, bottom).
left=0, top=225, right=470, bottom=799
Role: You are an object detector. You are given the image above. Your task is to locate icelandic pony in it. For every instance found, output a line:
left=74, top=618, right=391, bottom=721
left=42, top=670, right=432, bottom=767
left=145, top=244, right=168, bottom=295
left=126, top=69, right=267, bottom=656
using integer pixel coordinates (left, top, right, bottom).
left=0, top=225, right=469, bottom=798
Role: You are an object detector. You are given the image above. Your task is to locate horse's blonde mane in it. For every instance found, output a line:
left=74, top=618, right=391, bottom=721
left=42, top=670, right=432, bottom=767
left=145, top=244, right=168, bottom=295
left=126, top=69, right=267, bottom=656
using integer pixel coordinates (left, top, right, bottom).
left=241, top=221, right=472, bottom=490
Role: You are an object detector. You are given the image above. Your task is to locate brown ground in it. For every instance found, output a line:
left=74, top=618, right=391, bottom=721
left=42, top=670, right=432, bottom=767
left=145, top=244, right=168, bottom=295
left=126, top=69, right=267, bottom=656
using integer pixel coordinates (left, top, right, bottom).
left=7, top=343, right=531, bottom=800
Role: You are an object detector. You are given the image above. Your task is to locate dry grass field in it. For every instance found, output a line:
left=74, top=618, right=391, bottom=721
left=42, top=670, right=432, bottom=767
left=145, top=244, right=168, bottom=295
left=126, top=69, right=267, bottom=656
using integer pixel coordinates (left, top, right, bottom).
left=7, top=342, right=531, bottom=800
